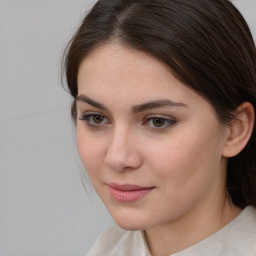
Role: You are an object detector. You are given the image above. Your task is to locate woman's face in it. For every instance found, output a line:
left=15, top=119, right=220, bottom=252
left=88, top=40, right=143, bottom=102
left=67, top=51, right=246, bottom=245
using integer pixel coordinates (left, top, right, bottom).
left=76, top=43, right=229, bottom=231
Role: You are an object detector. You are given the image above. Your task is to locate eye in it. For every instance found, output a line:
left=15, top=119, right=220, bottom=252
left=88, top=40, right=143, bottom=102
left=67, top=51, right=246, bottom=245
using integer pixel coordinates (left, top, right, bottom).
left=144, top=116, right=176, bottom=129
left=78, top=112, right=110, bottom=127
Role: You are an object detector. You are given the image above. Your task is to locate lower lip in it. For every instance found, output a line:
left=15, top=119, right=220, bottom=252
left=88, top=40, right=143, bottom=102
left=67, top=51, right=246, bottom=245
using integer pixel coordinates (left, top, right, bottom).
left=109, top=187, right=154, bottom=203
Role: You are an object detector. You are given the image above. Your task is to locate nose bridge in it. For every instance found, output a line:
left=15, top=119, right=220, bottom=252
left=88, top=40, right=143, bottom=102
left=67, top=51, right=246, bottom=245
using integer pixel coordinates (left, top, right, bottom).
left=104, top=124, right=141, bottom=171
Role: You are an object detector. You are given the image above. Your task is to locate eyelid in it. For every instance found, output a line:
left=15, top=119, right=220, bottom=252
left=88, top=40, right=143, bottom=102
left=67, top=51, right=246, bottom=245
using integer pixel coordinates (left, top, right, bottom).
left=78, top=111, right=110, bottom=127
left=78, top=111, right=176, bottom=130
left=78, top=111, right=104, bottom=118
left=143, top=114, right=176, bottom=129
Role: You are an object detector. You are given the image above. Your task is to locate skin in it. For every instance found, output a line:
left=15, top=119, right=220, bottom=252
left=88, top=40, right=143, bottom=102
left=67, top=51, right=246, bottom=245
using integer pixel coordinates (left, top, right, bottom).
left=76, top=43, right=241, bottom=256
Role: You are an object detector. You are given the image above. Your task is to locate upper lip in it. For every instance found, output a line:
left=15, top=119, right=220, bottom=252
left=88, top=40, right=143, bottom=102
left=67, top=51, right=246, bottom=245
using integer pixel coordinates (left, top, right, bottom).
left=108, top=183, right=154, bottom=191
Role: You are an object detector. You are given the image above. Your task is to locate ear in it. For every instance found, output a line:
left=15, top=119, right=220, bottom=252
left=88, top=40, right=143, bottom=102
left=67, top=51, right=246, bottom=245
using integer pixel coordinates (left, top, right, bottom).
left=222, top=102, right=255, bottom=158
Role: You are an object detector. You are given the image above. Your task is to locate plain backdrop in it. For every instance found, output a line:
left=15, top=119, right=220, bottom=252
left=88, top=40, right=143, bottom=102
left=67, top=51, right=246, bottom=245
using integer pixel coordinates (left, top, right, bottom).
left=1, top=0, right=256, bottom=255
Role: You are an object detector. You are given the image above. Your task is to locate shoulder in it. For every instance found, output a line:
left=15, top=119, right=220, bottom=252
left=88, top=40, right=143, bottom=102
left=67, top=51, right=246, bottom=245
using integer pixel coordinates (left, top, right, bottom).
left=86, top=224, right=126, bottom=255
left=217, top=206, right=256, bottom=256
left=234, top=206, right=256, bottom=255
left=86, top=224, right=150, bottom=256
left=207, top=206, right=256, bottom=255
left=209, top=206, right=256, bottom=255
left=173, top=206, right=256, bottom=256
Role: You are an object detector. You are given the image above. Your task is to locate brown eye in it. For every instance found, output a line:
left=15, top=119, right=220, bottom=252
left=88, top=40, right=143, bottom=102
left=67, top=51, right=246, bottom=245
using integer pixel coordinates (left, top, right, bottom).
left=93, top=115, right=104, bottom=124
left=144, top=116, right=176, bottom=129
left=152, top=118, right=166, bottom=127
left=78, top=113, right=109, bottom=127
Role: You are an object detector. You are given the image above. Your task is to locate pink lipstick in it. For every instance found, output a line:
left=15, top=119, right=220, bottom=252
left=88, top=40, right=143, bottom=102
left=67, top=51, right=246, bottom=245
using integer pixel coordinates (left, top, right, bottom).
left=109, top=183, right=154, bottom=203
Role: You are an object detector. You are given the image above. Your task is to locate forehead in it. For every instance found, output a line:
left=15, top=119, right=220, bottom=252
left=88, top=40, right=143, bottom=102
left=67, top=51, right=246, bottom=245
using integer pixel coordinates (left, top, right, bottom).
left=78, top=44, right=184, bottom=95
left=77, top=43, right=172, bottom=90
left=77, top=43, right=215, bottom=115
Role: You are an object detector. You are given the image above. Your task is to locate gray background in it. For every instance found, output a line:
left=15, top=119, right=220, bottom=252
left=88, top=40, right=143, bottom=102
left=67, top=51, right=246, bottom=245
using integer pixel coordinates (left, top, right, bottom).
left=1, top=0, right=255, bottom=255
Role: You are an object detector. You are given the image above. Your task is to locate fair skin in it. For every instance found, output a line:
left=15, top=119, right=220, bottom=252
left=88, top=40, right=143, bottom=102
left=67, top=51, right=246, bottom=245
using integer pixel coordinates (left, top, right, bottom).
left=76, top=43, right=248, bottom=256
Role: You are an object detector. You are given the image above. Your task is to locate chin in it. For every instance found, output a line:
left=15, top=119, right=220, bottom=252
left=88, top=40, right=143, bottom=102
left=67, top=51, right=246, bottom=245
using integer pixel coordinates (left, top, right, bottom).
left=115, top=220, right=146, bottom=231
left=109, top=208, right=151, bottom=231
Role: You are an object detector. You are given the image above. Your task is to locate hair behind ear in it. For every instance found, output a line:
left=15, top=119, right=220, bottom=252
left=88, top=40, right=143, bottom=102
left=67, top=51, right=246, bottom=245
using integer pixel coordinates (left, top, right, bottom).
left=224, top=102, right=256, bottom=208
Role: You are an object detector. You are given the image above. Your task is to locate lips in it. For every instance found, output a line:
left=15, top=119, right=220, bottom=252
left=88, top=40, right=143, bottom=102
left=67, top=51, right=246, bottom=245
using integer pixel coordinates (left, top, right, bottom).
left=108, top=183, right=154, bottom=203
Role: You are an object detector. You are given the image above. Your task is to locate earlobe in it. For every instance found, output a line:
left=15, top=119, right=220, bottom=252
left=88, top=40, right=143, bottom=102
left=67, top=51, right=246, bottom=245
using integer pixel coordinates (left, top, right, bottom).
left=222, top=102, right=255, bottom=158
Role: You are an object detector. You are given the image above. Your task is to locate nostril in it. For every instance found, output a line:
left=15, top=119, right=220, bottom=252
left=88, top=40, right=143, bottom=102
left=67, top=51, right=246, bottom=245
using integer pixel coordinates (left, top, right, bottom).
left=104, top=152, right=129, bottom=172
left=104, top=145, right=142, bottom=172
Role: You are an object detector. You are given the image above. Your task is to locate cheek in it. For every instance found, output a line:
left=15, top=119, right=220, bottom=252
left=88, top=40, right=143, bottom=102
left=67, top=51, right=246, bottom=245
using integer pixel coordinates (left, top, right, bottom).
left=145, top=135, right=222, bottom=213
left=146, top=135, right=194, bottom=174
left=146, top=129, right=221, bottom=186
left=76, top=128, right=105, bottom=178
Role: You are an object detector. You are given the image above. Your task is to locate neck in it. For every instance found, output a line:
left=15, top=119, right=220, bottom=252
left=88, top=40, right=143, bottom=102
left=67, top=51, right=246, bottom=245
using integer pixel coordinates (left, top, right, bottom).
left=144, top=198, right=241, bottom=256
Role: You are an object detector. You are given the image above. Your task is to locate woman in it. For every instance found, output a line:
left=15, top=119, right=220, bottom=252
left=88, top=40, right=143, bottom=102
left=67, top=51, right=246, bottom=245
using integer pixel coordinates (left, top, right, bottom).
left=63, top=0, right=256, bottom=255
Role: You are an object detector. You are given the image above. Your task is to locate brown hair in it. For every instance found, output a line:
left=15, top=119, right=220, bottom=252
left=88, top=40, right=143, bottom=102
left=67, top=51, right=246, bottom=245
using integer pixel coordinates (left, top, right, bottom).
left=63, top=0, right=256, bottom=208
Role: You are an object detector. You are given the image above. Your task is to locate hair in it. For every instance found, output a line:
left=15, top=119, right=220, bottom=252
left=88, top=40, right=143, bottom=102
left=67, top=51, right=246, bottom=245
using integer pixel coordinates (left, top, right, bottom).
left=63, top=0, right=256, bottom=208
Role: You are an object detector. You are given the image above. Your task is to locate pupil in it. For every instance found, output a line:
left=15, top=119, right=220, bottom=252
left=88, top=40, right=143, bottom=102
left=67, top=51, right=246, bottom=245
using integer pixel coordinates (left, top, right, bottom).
left=153, top=118, right=164, bottom=127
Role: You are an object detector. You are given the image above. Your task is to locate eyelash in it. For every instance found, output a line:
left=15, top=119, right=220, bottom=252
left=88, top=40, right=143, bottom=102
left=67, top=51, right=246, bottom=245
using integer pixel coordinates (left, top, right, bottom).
left=78, top=112, right=176, bottom=130
left=143, top=115, right=176, bottom=129
left=78, top=112, right=110, bottom=127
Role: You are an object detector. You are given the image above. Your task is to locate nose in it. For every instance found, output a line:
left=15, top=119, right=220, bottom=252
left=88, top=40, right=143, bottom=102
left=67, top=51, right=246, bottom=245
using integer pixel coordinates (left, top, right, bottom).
left=104, top=128, right=142, bottom=172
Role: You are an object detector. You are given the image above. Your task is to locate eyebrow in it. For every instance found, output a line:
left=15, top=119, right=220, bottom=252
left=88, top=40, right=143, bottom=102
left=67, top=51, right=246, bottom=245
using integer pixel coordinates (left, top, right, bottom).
left=132, top=99, right=188, bottom=113
left=76, top=95, right=108, bottom=111
left=76, top=95, right=187, bottom=113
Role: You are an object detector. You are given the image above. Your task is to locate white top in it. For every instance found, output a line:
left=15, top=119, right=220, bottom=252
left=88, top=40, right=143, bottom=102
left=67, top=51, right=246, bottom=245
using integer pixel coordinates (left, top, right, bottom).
left=87, top=206, right=256, bottom=256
